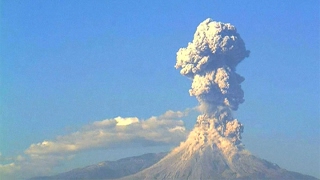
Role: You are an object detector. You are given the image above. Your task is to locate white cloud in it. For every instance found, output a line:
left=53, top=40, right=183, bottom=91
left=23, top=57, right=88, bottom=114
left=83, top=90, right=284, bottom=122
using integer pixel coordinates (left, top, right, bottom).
left=115, top=116, right=139, bottom=126
left=0, top=163, right=17, bottom=174
left=25, top=112, right=187, bottom=156
left=159, top=109, right=189, bottom=119
left=0, top=109, right=190, bottom=179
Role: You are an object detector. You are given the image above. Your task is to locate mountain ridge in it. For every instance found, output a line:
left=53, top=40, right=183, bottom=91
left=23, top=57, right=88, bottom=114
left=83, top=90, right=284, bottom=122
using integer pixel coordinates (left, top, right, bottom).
left=29, top=152, right=167, bottom=180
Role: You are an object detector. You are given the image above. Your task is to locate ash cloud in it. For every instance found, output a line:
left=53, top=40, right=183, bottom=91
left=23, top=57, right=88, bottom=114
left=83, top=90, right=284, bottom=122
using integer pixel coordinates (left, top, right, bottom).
left=175, top=18, right=249, bottom=113
left=175, top=18, right=249, bottom=145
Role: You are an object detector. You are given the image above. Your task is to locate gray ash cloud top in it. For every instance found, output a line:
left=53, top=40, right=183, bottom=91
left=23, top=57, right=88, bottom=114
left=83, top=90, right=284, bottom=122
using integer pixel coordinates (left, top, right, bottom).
left=175, top=18, right=250, bottom=113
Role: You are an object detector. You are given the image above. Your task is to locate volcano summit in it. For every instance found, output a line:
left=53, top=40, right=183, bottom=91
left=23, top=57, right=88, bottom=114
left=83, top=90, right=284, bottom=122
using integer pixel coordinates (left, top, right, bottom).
left=120, top=19, right=317, bottom=180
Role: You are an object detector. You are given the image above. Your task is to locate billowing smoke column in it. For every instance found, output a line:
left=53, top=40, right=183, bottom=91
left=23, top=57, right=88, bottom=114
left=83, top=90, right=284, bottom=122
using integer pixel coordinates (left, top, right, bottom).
left=119, top=19, right=316, bottom=180
left=175, top=18, right=250, bottom=144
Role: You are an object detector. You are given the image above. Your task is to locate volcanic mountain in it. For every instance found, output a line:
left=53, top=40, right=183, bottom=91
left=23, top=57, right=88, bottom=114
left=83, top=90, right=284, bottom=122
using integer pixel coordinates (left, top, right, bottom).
left=31, top=18, right=318, bottom=180
left=119, top=18, right=318, bottom=180
left=120, top=114, right=317, bottom=180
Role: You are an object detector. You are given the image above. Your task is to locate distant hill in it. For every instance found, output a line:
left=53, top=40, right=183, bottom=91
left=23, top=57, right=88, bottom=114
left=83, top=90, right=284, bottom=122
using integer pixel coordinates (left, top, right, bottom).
left=29, top=152, right=167, bottom=180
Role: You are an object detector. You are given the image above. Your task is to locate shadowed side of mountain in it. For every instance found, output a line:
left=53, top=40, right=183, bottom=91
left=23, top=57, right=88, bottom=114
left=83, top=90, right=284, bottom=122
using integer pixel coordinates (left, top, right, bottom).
left=29, top=152, right=167, bottom=180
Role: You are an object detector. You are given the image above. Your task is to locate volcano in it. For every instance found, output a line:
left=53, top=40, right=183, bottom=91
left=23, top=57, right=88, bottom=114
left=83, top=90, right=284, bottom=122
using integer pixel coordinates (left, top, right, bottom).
left=120, top=114, right=317, bottom=180
left=29, top=18, right=318, bottom=180
left=119, top=18, right=318, bottom=180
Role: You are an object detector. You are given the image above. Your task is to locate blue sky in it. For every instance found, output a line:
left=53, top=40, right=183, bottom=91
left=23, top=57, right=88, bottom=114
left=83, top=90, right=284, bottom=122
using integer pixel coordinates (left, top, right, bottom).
left=1, top=0, right=319, bottom=179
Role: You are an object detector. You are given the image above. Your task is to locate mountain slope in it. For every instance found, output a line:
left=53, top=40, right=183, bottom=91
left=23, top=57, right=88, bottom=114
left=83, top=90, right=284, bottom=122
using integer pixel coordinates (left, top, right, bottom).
left=122, top=147, right=317, bottom=180
left=29, top=152, right=167, bottom=180
left=119, top=116, right=318, bottom=180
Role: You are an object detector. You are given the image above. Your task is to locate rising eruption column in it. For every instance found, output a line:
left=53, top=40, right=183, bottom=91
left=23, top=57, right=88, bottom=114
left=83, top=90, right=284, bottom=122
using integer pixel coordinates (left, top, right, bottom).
left=120, top=18, right=317, bottom=180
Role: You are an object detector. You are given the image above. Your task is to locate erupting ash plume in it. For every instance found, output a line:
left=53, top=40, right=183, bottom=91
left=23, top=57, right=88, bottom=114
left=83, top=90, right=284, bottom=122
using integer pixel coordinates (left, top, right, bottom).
left=18, top=18, right=319, bottom=180
left=175, top=18, right=250, bottom=145
left=175, top=18, right=250, bottom=113
left=119, top=18, right=317, bottom=180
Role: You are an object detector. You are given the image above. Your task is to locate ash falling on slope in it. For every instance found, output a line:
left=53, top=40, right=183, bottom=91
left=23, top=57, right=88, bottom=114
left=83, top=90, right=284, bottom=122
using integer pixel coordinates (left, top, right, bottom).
left=120, top=18, right=318, bottom=180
